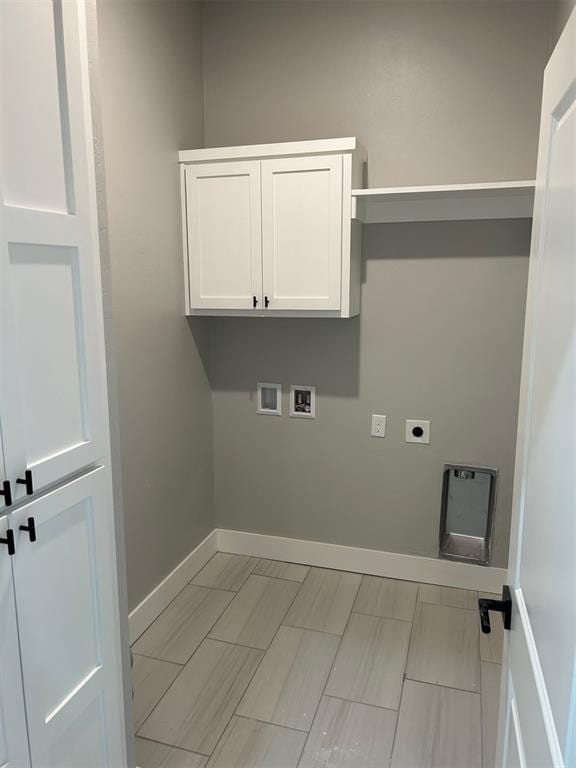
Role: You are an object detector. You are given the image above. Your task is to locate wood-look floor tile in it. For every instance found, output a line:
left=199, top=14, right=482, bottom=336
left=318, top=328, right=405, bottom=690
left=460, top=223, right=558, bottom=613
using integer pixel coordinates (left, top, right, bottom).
left=209, top=575, right=300, bottom=650
left=354, top=576, right=418, bottom=621
left=481, top=662, right=501, bottom=768
left=132, top=654, right=182, bottom=732
left=191, top=553, right=259, bottom=591
left=237, top=625, right=340, bottom=731
left=391, top=680, right=481, bottom=768
left=418, top=583, right=478, bottom=610
left=139, top=639, right=263, bottom=755
left=406, top=602, right=481, bottom=692
left=284, top=568, right=361, bottom=635
left=135, top=737, right=207, bottom=767
left=479, top=593, right=504, bottom=663
left=253, top=558, right=310, bottom=582
left=206, top=717, right=306, bottom=768
left=325, top=613, right=411, bottom=709
left=299, top=696, right=397, bottom=768
left=133, top=585, right=234, bottom=664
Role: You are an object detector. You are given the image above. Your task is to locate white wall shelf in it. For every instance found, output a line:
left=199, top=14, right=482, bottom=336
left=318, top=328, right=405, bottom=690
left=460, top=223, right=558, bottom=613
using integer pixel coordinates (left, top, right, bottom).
left=352, top=180, right=535, bottom=224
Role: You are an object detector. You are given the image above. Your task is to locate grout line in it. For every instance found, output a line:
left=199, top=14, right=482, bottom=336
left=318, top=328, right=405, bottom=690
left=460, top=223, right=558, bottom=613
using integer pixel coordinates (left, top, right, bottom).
left=252, top=572, right=309, bottom=584
left=134, top=734, right=207, bottom=758
left=403, top=676, right=482, bottom=696
left=202, top=636, right=268, bottom=653
left=389, top=596, right=420, bottom=763
left=131, top=651, right=184, bottom=667
left=190, top=584, right=240, bottom=595
left=351, top=610, right=414, bottom=623
left=205, top=568, right=309, bottom=760
left=295, top=577, right=362, bottom=767
left=280, top=622, right=343, bottom=638
left=233, top=713, right=309, bottom=734
left=322, top=693, right=400, bottom=713
left=134, top=578, right=251, bottom=739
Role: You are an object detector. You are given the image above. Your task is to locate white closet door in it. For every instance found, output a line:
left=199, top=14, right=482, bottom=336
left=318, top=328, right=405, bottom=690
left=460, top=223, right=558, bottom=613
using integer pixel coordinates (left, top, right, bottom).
left=0, top=515, right=31, bottom=768
left=11, top=468, right=125, bottom=768
left=185, top=161, right=263, bottom=310
left=0, top=0, right=105, bottom=499
left=261, top=155, right=343, bottom=311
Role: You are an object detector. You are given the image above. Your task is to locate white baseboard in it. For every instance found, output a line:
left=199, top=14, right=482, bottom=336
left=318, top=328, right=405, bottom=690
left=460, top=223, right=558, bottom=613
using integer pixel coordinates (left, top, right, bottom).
left=128, top=527, right=506, bottom=643
left=128, top=529, right=218, bottom=643
left=216, top=528, right=507, bottom=594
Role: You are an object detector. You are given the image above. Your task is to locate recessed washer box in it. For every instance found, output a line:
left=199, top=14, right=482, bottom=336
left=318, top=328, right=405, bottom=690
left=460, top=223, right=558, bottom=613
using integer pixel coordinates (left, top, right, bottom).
left=257, top=383, right=282, bottom=415
left=290, top=385, right=316, bottom=418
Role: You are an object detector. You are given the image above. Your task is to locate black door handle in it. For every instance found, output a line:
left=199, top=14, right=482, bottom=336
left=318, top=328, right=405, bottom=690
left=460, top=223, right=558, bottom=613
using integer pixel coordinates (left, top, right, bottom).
left=478, top=585, right=512, bottom=634
left=0, top=480, right=13, bottom=507
left=17, top=470, right=33, bottom=496
left=19, top=517, right=37, bottom=543
left=253, top=296, right=258, bottom=308
left=0, top=529, right=15, bottom=556
left=264, top=296, right=270, bottom=308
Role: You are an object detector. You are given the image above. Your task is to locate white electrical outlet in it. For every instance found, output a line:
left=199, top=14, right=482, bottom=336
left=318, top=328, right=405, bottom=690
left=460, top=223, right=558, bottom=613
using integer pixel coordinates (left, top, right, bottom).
left=406, top=419, right=431, bottom=444
left=371, top=414, right=387, bottom=438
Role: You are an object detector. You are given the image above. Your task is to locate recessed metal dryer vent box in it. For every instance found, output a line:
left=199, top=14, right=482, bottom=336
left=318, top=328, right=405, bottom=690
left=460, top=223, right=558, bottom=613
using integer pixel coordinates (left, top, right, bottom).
left=439, top=464, right=497, bottom=565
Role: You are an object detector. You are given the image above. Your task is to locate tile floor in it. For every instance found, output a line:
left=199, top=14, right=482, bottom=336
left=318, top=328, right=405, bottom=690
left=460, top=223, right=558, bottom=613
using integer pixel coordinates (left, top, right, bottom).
left=132, top=553, right=503, bottom=768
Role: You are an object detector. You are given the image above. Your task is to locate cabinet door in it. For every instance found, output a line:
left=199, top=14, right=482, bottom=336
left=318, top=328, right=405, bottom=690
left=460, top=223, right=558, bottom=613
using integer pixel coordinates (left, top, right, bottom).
left=0, top=515, right=31, bottom=768
left=11, top=468, right=125, bottom=768
left=185, top=161, right=263, bottom=310
left=0, top=0, right=106, bottom=498
left=261, top=155, right=343, bottom=311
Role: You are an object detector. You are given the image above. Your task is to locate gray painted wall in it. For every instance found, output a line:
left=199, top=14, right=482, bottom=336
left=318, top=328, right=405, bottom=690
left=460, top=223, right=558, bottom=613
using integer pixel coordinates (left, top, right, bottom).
left=98, top=0, right=214, bottom=610
left=204, top=1, right=554, bottom=186
left=551, top=0, right=576, bottom=47
left=210, top=221, right=529, bottom=567
left=203, top=1, right=546, bottom=567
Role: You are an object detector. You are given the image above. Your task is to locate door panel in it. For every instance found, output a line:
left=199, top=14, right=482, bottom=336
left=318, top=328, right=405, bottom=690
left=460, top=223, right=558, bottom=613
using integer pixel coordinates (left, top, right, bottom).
left=0, top=0, right=105, bottom=498
left=1, top=0, right=70, bottom=212
left=262, top=155, right=342, bottom=310
left=497, top=9, right=576, bottom=767
left=8, top=244, right=89, bottom=468
left=12, top=468, right=124, bottom=767
left=185, top=161, right=262, bottom=309
left=0, top=515, right=31, bottom=768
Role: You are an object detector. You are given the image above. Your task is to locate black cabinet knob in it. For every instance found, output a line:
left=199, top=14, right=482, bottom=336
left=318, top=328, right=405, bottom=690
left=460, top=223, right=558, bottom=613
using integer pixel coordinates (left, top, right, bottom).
left=264, top=296, right=270, bottom=308
left=17, top=470, right=33, bottom=496
left=19, top=517, right=37, bottom=543
left=253, top=296, right=258, bottom=308
left=0, top=480, right=13, bottom=507
left=0, top=529, right=15, bottom=556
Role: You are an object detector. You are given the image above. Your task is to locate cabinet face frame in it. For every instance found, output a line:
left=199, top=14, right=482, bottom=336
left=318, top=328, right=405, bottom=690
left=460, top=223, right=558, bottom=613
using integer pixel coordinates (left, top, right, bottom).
left=261, top=154, right=343, bottom=311
left=183, top=160, right=263, bottom=311
left=0, top=516, right=31, bottom=768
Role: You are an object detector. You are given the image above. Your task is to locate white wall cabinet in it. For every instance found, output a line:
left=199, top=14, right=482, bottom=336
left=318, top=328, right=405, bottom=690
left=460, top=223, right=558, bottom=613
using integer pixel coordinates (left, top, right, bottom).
left=180, top=137, right=365, bottom=317
left=0, top=1, right=128, bottom=766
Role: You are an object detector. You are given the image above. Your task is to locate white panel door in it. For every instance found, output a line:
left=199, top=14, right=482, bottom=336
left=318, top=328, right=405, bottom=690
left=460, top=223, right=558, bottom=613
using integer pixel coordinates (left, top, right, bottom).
left=261, top=154, right=342, bottom=311
left=11, top=468, right=125, bottom=768
left=0, top=515, right=30, bottom=768
left=0, top=0, right=105, bottom=499
left=496, top=10, right=576, bottom=768
left=185, top=161, right=262, bottom=310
